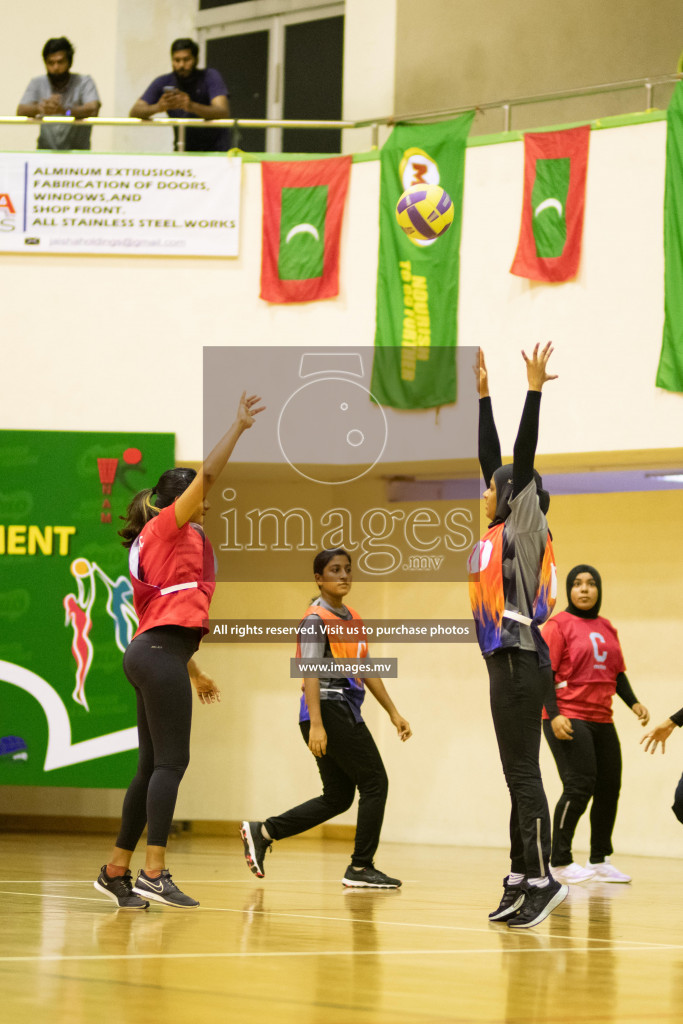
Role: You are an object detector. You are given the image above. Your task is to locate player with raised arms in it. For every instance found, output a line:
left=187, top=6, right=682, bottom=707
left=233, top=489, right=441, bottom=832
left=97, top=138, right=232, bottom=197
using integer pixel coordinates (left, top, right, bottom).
left=469, top=344, right=567, bottom=929
left=94, top=391, right=264, bottom=909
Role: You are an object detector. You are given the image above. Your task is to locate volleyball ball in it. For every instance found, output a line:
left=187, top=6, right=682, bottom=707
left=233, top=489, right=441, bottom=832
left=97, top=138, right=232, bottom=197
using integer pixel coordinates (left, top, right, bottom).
left=395, top=183, right=454, bottom=241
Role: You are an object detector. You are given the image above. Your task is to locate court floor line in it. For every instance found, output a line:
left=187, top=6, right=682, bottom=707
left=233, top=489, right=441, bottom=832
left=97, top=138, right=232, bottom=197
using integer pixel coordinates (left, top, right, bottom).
left=0, top=887, right=679, bottom=951
left=0, top=880, right=417, bottom=888
left=0, top=943, right=681, bottom=964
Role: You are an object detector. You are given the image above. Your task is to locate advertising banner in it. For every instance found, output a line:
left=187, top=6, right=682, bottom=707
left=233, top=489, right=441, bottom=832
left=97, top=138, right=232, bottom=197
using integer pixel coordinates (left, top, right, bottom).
left=0, top=153, right=241, bottom=256
left=0, top=430, right=174, bottom=787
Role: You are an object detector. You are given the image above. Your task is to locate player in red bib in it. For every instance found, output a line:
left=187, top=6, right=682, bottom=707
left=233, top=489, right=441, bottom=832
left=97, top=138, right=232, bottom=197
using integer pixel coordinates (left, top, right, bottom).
left=94, top=391, right=263, bottom=910
left=543, top=565, right=649, bottom=884
left=240, top=548, right=412, bottom=888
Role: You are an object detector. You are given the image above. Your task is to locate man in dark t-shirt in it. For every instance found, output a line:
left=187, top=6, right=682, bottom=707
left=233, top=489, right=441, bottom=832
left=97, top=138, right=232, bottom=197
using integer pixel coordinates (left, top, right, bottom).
left=130, top=38, right=231, bottom=151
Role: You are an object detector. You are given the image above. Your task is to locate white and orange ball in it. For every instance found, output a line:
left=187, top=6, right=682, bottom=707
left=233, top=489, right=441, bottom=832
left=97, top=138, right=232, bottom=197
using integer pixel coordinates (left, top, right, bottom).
left=395, top=183, right=454, bottom=241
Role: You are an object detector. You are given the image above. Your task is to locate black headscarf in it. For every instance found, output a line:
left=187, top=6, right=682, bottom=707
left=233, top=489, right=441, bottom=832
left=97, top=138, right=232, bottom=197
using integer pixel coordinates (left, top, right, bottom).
left=565, top=563, right=602, bottom=618
left=489, top=464, right=550, bottom=527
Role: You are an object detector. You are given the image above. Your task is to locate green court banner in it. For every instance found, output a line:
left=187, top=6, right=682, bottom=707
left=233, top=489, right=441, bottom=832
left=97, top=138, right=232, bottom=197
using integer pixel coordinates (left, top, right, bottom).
left=371, top=113, right=474, bottom=409
left=0, top=430, right=174, bottom=787
left=657, top=80, right=683, bottom=392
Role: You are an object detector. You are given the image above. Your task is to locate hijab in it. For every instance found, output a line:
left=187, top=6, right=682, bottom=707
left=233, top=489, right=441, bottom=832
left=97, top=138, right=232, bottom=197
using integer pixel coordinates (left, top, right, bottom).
left=565, top=563, right=602, bottom=618
left=489, top=464, right=550, bottom=527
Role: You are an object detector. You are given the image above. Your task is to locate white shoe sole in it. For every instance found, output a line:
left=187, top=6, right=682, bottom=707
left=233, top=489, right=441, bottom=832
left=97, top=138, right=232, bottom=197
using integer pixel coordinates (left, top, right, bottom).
left=93, top=879, right=149, bottom=909
left=587, top=863, right=631, bottom=883
left=590, top=874, right=631, bottom=883
left=131, top=884, right=199, bottom=908
left=552, top=870, right=595, bottom=884
left=342, top=878, right=401, bottom=888
left=240, top=821, right=265, bottom=878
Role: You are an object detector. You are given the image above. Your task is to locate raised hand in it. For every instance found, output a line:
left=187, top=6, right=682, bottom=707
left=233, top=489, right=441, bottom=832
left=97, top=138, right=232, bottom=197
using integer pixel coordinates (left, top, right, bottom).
left=474, top=349, right=489, bottom=398
left=522, top=342, right=558, bottom=391
left=236, top=392, right=265, bottom=431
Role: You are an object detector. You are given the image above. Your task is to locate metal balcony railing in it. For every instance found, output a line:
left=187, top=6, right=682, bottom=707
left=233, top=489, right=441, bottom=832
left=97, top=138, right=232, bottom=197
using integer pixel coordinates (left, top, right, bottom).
left=1, top=73, right=679, bottom=151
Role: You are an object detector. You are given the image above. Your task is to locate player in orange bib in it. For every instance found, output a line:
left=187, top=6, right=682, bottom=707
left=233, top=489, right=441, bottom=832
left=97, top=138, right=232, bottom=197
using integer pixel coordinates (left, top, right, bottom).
left=470, top=344, right=567, bottom=929
left=641, top=703, right=683, bottom=823
left=240, top=548, right=412, bottom=888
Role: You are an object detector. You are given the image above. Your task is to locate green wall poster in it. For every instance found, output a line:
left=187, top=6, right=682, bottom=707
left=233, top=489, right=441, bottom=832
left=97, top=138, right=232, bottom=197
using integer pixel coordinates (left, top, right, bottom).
left=0, top=430, right=175, bottom=787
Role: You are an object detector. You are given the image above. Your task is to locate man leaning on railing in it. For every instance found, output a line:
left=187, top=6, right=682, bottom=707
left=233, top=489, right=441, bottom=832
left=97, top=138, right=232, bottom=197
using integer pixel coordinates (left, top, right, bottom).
left=16, top=36, right=101, bottom=151
left=129, top=38, right=231, bottom=153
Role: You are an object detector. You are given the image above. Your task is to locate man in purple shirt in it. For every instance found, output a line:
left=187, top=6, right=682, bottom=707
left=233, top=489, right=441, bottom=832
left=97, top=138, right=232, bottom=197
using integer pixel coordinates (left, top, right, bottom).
left=130, top=38, right=231, bottom=152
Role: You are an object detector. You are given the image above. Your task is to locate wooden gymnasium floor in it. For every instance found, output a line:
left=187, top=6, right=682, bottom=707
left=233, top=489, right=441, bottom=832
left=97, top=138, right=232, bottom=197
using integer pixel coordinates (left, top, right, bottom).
left=1, top=831, right=682, bottom=1024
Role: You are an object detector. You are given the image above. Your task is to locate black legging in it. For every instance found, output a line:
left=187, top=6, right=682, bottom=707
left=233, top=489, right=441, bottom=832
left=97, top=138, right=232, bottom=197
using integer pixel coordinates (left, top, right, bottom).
left=116, top=625, right=200, bottom=850
left=264, top=701, right=389, bottom=868
left=673, top=774, right=683, bottom=824
left=542, top=718, right=622, bottom=865
left=487, top=648, right=552, bottom=878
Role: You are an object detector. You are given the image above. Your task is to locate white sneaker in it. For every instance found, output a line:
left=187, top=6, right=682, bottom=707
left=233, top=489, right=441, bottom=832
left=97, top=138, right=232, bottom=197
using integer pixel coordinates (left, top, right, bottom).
left=586, top=857, right=631, bottom=883
left=551, top=862, right=596, bottom=884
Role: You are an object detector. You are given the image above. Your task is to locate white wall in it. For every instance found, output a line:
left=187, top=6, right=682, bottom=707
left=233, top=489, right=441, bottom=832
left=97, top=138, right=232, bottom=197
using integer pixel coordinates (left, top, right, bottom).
left=394, top=0, right=682, bottom=132
left=342, top=0, right=397, bottom=152
left=3, top=119, right=682, bottom=462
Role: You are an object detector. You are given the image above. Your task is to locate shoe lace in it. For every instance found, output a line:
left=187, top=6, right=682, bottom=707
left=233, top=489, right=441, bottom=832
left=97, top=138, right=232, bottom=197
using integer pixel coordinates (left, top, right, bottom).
left=160, top=870, right=179, bottom=891
left=110, top=872, right=135, bottom=894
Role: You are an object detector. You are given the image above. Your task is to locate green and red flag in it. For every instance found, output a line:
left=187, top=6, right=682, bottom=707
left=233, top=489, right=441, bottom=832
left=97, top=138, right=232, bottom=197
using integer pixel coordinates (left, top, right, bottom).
left=510, top=125, right=591, bottom=282
left=371, top=113, right=474, bottom=409
left=657, top=81, right=683, bottom=392
left=260, top=156, right=352, bottom=303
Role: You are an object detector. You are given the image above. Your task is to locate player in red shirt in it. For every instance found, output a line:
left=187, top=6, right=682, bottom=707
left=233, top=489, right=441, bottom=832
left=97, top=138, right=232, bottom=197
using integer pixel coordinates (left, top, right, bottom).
left=94, top=391, right=263, bottom=910
left=542, top=565, right=649, bottom=884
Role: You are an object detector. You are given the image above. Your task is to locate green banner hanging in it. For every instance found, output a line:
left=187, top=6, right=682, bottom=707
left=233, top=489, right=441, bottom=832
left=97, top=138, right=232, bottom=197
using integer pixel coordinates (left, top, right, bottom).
left=657, top=80, right=683, bottom=392
left=371, top=113, right=474, bottom=409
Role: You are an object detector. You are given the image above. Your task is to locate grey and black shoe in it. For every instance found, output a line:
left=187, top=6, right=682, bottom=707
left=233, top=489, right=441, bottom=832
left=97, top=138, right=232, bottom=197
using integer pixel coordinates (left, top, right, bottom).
left=507, top=878, right=568, bottom=929
left=240, top=820, right=272, bottom=878
left=132, top=869, right=199, bottom=908
left=489, top=876, right=527, bottom=922
left=93, top=866, right=149, bottom=910
left=342, top=864, right=401, bottom=888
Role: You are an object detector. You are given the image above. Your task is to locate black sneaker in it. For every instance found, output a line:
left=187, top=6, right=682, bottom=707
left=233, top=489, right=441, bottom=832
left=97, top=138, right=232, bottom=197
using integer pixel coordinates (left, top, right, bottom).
left=93, top=866, right=149, bottom=910
left=489, top=876, right=527, bottom=921
left=132, top=869, right=199, bottom=908
left=342, top=864, right=401, bottom=888
left=507, top=878, right=568, bottom=929
left=240, top=820, right=272, bottom=878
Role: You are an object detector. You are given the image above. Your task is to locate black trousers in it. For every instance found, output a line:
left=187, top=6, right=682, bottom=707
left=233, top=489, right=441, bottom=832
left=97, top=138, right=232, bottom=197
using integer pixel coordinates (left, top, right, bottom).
left=543, top=717, right=622, bottom=865
left=672, top=773, right=683, bottom=824
left=487, top=648, right=552, bottom=878
left=116, top=625, right=200, bottom=850
left=265, top=701, right=389, bottom=868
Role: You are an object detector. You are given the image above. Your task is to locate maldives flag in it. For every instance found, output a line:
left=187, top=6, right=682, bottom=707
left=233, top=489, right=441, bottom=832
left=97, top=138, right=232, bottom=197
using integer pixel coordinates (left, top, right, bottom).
left=510, top=125, right=590, bottom=282
left=260, top=156, right=351, bottom=303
